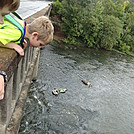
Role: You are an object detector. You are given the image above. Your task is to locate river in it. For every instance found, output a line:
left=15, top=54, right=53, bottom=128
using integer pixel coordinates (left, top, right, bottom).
left=18, top=41, right=134, bottom=134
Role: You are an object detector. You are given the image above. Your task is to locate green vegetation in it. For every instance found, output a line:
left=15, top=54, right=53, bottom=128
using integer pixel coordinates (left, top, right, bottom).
left=52, top=0, right=134, bottom=54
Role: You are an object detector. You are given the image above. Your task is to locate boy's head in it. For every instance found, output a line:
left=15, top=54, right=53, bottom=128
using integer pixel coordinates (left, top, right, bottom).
left=0, top=0, right=20, bottom=24
left=27, top=16, right=54, bottom=48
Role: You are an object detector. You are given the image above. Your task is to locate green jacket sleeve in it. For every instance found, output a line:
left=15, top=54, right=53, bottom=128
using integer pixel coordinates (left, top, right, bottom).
left=0, top=25, right=21, bottom=45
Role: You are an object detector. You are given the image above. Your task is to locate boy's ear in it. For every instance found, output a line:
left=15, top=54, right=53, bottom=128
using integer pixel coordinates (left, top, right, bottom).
left=32, top=32, right=38, bottom=38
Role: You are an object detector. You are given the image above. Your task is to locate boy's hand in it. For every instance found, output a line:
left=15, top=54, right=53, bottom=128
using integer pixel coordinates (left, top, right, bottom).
left=3, top=42, right=24, bottom=56
left=0, top=75, right=4, bottom=100
left=23, top=39, right=27, bottom=50
left=13, top=45, right=24, bottom=56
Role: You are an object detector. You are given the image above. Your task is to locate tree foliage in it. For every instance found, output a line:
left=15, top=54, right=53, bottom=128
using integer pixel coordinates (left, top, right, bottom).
left=52, top=0, right=134, bottom=53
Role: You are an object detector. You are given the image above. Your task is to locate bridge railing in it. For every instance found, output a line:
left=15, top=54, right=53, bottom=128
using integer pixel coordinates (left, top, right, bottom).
left=0, top=5, right=52, bottom=134
left=0, top=46, right=36, bottom=133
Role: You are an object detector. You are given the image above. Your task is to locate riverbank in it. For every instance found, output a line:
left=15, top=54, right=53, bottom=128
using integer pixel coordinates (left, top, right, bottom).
left=51, top=15, right=134, bottom=57
left=50, top=4, right=134, bottom=57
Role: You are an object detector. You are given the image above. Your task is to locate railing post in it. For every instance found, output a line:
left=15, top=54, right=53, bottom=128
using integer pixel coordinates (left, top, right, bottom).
left=32, top=48, right=40, bottom=81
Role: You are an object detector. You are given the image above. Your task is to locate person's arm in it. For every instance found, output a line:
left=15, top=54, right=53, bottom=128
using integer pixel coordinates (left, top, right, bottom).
left=0, top=70, right=7, bottom=100
left=22, top=39, right=28, bottom=50
left=0, top=27, right=21, bottom=45
left=0, top=26, right=25, bottom=56
left=0, top=42, right=24, bottom=56
left=0, top=75, right=4, bottom=100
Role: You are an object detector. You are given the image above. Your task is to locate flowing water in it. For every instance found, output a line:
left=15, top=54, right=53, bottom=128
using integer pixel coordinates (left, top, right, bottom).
left=19, top=42, right=134, bottom=134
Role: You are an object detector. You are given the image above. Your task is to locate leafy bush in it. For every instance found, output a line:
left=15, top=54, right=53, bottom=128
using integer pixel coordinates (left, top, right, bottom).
left=100, top=15, right=123, bottom=50
left=53, top=0, right=134, bottom=53
left=119, top=43, right=130, bottom=53
left=51, top=0, right=62, bottom=16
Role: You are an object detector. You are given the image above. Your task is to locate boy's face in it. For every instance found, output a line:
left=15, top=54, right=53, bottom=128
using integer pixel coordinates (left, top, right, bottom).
left=29, top=33, right=45, bottom=48
left=29, top=32, right=53, bottom=48
left=0, top=6, right=10, bottom=24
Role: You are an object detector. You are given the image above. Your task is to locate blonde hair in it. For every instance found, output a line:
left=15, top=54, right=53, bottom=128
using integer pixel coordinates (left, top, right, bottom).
left=28, top=16, right=54, bottom=45
left=0, top=0, right=20, bottom=11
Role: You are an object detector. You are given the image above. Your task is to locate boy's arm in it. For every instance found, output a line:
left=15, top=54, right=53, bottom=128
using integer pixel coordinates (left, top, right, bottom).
left=0, top=74, right=4, bottom=100
left=0, top=28, right=21, bottom=45
left=23, top=39, right=28, bottom=50
left=0, top=70, right=7, bottom=100
left=0, top=42, right=24, bottom=56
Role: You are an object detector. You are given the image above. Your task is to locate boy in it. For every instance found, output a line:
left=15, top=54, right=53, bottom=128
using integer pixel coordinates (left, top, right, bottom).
left=0, top=0, right=20, bottom=24
left=0, top=15, right=54, bottom=56
left=0, top=14, right=54, bottom=100
left=0, top=0, right=20, bottom=100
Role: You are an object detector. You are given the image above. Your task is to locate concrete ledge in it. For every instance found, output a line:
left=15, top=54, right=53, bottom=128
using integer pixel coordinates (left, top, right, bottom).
left=0, top=48, right=20, bottom=82
left=6, top=48, right=40, bottom=134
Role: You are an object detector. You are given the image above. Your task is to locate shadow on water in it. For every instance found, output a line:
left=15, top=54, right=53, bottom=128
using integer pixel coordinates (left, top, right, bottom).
left=19, top=42, right=134, bottom=134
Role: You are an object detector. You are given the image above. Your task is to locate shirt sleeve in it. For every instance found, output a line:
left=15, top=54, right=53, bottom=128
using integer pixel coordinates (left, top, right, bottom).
left=0, top=25, right=21, bottom=45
